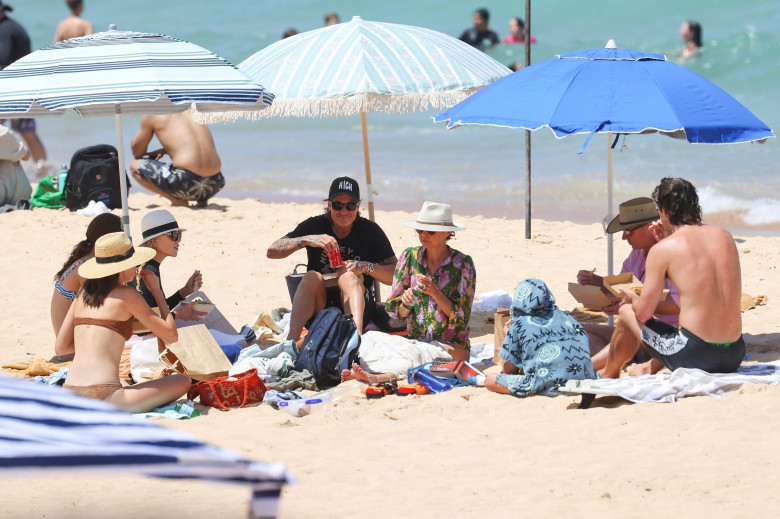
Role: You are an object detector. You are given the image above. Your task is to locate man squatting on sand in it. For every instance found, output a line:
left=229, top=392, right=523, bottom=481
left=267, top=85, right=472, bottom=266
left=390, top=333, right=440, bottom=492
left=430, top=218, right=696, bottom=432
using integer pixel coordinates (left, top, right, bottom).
left=129, top=108, right=225, bottom=207
left=600, top=177, right=746, bottom=378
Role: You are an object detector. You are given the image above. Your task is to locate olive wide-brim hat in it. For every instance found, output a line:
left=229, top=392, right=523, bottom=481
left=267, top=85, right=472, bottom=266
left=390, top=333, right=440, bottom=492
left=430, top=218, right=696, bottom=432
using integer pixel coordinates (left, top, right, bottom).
left=605, top=197, right=659, bottom=234
left=79, top=232, right=156, bottom=279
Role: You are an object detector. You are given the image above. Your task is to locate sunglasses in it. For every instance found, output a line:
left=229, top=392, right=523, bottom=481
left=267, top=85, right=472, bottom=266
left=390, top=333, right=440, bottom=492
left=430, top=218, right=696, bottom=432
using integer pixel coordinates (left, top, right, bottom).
left=623, top=225, right=644, bottom=237
left=416, top=229, right=440, bottom=235
left=166, top=231, right=183, bottom=242
left=330, top=200, right=358, bottom=211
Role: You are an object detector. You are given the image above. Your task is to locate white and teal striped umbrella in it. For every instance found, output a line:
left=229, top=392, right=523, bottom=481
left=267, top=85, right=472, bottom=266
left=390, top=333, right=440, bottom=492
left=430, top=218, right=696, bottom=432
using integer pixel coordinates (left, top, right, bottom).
left=196, top=16, right=510, bottom=220
left=0, top=25, right=274, bottom=235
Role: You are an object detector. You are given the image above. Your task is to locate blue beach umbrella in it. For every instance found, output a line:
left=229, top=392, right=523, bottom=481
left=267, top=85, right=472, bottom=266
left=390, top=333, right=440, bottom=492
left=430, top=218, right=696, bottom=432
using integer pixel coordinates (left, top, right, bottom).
left=0, top=25, right=274, bottom=236
left=434, top=40, right=774, bottom=273
left=196, top=15, right=510, bottom=220
left=0, top=374, right=291, bottom=518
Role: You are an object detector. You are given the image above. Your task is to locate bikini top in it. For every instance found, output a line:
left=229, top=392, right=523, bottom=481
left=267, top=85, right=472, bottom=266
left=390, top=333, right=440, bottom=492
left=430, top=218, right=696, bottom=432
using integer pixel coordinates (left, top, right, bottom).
left=54, top=259, right=87, bottom=302
left=74, top=316, right=134, bottom=341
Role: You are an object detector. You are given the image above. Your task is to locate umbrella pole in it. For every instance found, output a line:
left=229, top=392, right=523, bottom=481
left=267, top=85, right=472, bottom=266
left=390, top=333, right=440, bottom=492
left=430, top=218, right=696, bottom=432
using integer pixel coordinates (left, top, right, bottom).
left=115, top=108, right=131, bottom=238
left=607, top=132, right=614, bottom=327
left=524, top=0, right=532, bottom=239
left=360, top=109, right=381, bottom=302
left=360, top=110, right=375, bottom=222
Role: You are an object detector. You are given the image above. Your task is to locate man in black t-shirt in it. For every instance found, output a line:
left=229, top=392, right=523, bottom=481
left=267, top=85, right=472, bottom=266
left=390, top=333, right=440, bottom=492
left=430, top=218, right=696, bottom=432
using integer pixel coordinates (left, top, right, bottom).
left=267, top=176, right=397, bottom=341
left=459, top=8, right=499, bottom=51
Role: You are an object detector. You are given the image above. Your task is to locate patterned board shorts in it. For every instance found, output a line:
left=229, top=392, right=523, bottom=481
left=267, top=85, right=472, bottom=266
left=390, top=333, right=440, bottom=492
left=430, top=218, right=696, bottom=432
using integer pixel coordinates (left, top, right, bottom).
left=135, top=158, right=225, bottom=203
left=1, top=119, right=36, bottom=132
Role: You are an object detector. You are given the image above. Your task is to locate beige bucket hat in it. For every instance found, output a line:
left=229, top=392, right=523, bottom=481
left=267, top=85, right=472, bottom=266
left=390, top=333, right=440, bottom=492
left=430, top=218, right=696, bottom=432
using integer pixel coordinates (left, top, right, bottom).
left=605, top=197, right=659, bottom=234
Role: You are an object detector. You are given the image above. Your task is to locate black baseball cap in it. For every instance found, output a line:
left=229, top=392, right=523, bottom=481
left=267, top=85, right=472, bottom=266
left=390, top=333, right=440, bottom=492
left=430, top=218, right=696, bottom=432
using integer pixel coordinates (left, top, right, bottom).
left=328, top=176, right=360, bottom=202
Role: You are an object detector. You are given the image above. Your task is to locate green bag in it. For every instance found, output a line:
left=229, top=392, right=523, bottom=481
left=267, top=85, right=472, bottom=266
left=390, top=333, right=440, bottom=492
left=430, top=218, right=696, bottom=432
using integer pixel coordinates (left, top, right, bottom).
left=30, top=175, right=66, bottom=209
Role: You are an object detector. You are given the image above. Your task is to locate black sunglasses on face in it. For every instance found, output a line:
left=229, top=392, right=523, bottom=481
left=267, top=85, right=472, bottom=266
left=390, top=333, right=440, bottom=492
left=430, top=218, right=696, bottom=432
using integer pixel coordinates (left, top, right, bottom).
left=166, top=231, right=183, bottom=242
left=330, top=200, right=358, bottom=211
left=416, top=229, right=439, bottom=235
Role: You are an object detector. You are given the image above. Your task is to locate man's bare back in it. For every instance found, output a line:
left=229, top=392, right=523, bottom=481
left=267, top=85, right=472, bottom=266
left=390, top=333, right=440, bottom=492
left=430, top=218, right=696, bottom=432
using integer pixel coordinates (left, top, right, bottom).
left=53, top=16, right=93, bottom=43
left=646, top=224, right=742, bottom=343
left=135, top=112, right=221, bottom=177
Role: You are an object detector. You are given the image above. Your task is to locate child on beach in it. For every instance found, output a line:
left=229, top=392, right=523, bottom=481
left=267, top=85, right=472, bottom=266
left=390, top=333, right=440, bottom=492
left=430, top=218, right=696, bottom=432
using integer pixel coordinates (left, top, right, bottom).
left=485, top=278, right=597, bottom=397
left=55, top=232, right=190, bottom=412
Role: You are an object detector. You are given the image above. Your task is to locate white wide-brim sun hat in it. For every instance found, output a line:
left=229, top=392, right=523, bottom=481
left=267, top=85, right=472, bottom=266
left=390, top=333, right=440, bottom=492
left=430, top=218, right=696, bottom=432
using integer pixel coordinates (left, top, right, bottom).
left=403, top=201, right=466, bottom=232
left=139, top=209, right=186, bottom=244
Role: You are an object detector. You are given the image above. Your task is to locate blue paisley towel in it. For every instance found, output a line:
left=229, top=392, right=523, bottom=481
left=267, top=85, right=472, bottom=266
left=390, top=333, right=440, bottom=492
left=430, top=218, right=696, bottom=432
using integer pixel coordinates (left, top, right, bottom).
left=496, top=278, right=598, bottom=397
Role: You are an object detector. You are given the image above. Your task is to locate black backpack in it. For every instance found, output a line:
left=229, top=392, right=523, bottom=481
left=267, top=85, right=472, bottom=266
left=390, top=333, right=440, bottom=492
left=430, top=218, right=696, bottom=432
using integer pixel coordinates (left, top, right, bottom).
left=65, top=144, right=127, bottom=211
left=294, top=307, right=361, bottom=388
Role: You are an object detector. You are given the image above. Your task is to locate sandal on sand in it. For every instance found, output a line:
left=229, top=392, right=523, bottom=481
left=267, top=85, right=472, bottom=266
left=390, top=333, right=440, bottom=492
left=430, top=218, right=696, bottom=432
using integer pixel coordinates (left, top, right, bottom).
left=361, top=379, right=398, bottom=399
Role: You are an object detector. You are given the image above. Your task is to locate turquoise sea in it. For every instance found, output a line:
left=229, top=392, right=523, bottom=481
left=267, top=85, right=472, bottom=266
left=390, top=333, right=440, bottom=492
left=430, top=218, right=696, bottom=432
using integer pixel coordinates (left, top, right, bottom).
left=15, top=0, right=780, bottom=234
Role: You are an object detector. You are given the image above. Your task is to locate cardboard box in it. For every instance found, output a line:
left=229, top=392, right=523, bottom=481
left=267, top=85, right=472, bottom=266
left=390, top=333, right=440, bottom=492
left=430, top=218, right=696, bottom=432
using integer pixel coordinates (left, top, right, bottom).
left=493, top=308, right=511, bottom=364
left=568, top=272, right=669, bottom=310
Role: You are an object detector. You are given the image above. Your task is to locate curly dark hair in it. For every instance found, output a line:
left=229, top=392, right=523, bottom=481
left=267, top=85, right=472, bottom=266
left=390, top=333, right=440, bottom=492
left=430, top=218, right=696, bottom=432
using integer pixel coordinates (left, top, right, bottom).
left=651, top=177, right=702, bottom=226
left=81, top=273, right=120, bottom=308
left=55, top=213, right=122, bottom=281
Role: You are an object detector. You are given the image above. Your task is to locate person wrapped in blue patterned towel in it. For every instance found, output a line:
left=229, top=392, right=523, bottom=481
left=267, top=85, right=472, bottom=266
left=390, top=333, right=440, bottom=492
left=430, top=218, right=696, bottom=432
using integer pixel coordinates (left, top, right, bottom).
left=486, top=278, right=598, bottom=397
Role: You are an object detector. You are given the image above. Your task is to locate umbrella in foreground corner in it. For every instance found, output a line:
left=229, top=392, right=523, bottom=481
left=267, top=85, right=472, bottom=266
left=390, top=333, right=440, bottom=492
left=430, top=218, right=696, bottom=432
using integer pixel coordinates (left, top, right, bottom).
left=0, top=25, right=274, bottom=237
left=0, top=375, right=291, bottom=518
left=195, top=15, right=510, bottom=221
left=434, top=40, right=773, bottom=273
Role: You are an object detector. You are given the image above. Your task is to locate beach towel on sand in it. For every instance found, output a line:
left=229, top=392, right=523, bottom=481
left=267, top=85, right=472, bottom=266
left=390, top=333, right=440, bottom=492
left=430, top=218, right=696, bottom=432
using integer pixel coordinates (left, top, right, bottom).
left=496, top=278, right=597, bottom=397
left=561, top=362, right=780, bottom=403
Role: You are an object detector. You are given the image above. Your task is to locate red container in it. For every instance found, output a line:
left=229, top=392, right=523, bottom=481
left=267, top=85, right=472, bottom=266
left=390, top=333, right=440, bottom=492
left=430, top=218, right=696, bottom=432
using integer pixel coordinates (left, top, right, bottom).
left=328, top=248, right=343, bottom=269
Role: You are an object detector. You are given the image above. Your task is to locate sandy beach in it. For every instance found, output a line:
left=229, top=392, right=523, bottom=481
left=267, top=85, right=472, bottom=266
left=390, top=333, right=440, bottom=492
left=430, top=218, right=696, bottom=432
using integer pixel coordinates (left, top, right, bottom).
left=2, top=192, right=779, bottom=519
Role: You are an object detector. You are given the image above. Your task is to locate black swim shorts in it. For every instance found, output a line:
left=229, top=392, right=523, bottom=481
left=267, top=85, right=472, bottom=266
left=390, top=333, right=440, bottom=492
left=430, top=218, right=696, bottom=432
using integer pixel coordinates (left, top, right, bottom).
left=641, top=318, right=745, bottom=373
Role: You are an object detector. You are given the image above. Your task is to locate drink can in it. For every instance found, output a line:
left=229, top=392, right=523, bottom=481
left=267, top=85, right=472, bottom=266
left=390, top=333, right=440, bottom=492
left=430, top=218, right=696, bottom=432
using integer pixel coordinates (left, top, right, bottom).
left=328, top=248, right=343, bottom=269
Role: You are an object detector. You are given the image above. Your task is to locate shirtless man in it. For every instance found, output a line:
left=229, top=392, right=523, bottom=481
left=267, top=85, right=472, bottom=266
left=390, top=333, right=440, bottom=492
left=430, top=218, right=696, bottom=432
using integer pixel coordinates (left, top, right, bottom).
left=601, top=178, right=745, bottom=378
left=129, top=108, right=225, bottom=207
left=53, top=0, right=93, bottom=43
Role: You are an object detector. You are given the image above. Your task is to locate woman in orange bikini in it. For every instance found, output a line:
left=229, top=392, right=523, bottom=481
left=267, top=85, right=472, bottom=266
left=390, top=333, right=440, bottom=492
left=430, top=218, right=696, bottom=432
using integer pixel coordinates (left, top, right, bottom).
left=55, top=232, right=191, bottom=413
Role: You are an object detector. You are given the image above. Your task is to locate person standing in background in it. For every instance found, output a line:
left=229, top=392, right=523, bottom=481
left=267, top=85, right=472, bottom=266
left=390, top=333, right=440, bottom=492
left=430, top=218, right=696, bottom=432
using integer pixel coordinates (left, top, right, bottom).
left=0, top=1, right=48, bottom=175
left=459, top=8, right=499, bottom=51
left=53, top=0, right=94, bottom=43
left=324, top=12, right=340, bottom=26
left=503, top=17, right=536, bottom=44
left=679, top=20, right=702, bottom=59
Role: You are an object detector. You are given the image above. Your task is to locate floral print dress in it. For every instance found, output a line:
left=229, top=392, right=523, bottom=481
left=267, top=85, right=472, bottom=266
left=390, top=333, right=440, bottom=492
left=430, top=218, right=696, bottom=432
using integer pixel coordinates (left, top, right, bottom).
left=386, top=246, right=476, bottom=350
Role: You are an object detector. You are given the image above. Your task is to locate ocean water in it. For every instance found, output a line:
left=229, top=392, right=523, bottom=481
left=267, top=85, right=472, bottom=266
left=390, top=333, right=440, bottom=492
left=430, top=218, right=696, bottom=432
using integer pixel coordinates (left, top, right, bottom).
left=15, top=0, right=780, bottom=234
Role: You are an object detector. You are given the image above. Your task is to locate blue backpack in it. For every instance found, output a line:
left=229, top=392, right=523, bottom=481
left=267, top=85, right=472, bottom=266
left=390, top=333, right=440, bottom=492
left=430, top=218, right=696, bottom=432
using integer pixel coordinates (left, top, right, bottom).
left=294, top=307, right=360, bottom=388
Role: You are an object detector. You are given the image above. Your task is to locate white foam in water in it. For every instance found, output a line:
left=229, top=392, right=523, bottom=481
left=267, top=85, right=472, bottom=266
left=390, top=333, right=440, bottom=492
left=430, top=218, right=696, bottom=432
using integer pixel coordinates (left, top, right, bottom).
left=699, top=185, right=780, bottom=226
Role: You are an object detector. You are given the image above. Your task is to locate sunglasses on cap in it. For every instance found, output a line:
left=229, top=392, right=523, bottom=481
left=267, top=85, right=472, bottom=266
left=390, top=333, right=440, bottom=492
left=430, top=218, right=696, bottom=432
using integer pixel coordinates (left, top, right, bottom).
left=166, top=231, right=183, bottom=242
left=330, top=200, right=358, bottom=211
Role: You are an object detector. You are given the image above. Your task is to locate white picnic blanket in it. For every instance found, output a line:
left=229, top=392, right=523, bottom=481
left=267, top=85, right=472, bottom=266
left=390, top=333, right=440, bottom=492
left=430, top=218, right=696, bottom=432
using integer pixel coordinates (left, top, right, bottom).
left=561, top=361, right=780, bottom=403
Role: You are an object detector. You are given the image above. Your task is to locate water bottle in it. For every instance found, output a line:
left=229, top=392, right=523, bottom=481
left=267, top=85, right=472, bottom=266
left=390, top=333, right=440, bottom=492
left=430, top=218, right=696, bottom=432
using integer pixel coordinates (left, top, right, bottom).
left=58, top=165, right=68, bottom=194
left=411, top=369, right=452, bottom=393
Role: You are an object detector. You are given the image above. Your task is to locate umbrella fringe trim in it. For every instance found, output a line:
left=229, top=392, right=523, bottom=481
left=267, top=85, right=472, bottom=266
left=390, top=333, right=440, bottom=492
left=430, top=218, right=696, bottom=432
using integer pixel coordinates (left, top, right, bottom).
left=192, top=90, right=481, bottom=123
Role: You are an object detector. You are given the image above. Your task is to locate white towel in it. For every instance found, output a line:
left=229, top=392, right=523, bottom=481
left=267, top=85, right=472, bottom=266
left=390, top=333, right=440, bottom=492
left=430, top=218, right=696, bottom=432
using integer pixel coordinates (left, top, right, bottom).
left=561, top=361, right=780, bottom=403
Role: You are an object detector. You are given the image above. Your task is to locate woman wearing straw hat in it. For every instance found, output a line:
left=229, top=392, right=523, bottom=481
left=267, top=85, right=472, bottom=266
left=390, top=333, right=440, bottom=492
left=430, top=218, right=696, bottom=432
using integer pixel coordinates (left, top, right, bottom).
left=50, top=213, right=123, bottom=340
left=55, top=232, right=191, bottom=412
left=385, top=201, right=476, bottom=360
left=135, top=209, right=204, bottom=322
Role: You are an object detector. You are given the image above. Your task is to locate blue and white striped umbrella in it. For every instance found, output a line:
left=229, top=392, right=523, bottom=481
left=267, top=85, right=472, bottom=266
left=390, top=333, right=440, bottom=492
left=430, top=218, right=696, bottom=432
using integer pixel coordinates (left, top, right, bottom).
left=0, top=374, right=291, bottom=519
left=0, top=25, right=274, bottom=235
left=196, top=16, right=510, bottom=219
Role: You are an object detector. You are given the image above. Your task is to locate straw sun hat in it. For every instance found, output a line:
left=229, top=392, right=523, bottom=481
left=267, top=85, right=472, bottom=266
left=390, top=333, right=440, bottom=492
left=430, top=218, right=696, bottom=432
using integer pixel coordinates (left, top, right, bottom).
left=403, top=201, right=466, bottom=232
left=78, top=232, right=156, bottom=279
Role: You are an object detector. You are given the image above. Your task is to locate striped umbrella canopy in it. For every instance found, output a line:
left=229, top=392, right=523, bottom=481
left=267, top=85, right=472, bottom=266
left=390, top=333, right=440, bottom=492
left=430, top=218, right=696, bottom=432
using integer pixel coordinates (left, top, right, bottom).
left=0, top=374, right=291, bottom=518
left=196, top=15, right=510, bottom=220
left=0, top=25, right=274, bottom=236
